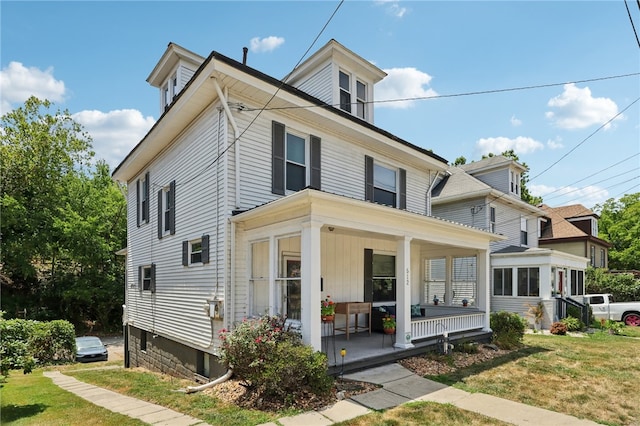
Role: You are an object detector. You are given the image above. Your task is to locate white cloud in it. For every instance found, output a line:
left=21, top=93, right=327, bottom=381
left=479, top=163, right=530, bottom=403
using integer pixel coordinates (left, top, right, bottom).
left=546, top=136, right=564, bottom=150
left=375, top=67, right=437, bottom=109
left=510, top=115, right=522, bottom=127
left=530, top=183, right=608, bottom=207
left=545, top=83, right=621, bottom=130
left=73, top=109, right=155, bottom=169
left=249, top=36, right=285, bottom=53
left=475, top=136, right=544, bottom=155
left=0, top=61, right=66, bottom=115
left=375, top=0, right=408, bottom=18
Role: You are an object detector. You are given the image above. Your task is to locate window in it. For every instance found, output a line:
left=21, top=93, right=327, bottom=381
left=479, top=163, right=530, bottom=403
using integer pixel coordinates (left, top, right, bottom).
left=372, top=254, right=396, bottom=302
left=591, top=218, right=598, bottom=236
left=590, top=245, right=596, bottom=266
left=453, top=256, right=476, bottom=305
left=493, top=268, right=513, bottom=296
left=339, top=71, right=351, bottom=112
left=137, top=172, right=150, bottom=226
left=271, top=121, right=321, bottom=195
left=138, top=264, right=156, bottom=292
left=517, top=267, right=539, bottom=296
left=364, top=156, right=406, bottom=209
left=490, top=207, right=496, bottom=233
left=140, top=331, right=147, bottom=352
left=157, top=180, right=175, bottom=238
left=286, top=132, right=306, bottom=192
left=570, top=269, right=584, bottom=295
left=510, top=170, right=521, bottom=195
left=162, top=73, right=178, bottom=109
left=182, top=235, right=210, bottom=266
left=600, top=248, right=605, bottom=268
left=425, top=258, right=446, bottom=304
left=356, top=80, right=366, bottom=119
left=520, top=217, right=528, bottom=246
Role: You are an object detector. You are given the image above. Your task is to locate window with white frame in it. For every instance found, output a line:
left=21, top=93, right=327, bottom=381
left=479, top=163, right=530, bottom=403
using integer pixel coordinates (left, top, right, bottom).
left=138, top=264, right=155, bottom=292
left=285, top=132, right=307, bottom=192
left=517, top=267, right=539, bottom=296
left=590, top=245, right=596, bottom=266
left=356, top=80, right=367, bottom=119
left=591, top=218, right=598, bottom=236
left=137, top=172, right=150, bottom=226
left=162, top=73, right=178, bottom=109
left=182, top=235, right=209, bottom=266
left=453, top=256, right=476, bottom=305
left=158, top=180, right=175, bottom=238
left=510, top=170, right=521, bottom=195
left=339, top=70, right=351, bottom=112
left=425, top=258, right=446, bottom=304
left=600, top=248, right=605, bottom=268
left=520, top=217, right=528, bottom=246
left=493, top=268, right=513, bottom=296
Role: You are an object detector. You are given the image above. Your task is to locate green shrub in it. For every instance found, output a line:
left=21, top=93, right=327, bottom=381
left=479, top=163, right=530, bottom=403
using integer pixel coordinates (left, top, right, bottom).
left=219, top=315, right=333, bottom=404
left=0, top=316, right=75, bottom=377
left=560, top=316, right=583, bottom=332
left=550, top=321, right=568, bottom=335
left=490, top=311, right=527, bottom=349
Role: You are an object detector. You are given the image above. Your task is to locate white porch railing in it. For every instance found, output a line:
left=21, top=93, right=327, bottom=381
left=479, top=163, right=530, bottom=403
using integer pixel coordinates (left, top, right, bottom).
left=411, top=313, right=485, bottom=341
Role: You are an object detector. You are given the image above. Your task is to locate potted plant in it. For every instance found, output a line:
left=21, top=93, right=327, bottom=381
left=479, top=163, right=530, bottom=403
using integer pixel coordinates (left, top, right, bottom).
left=382, top=314, right=396, bottom=334
left=462, top=298, right=469, bottom=307
left=321, top=295, right=335, bottom=322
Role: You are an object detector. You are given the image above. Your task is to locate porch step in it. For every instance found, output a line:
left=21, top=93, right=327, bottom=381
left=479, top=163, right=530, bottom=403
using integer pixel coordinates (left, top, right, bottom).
left=327, top=330, right=492, bottom=376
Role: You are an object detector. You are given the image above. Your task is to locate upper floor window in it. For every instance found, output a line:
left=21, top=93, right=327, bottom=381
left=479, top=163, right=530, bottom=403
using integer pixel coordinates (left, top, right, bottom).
left=510, top=170, right=521, bottom=196
left=271, top=121, right=321, bottom=195
left=138, top=264, right=156, bottom=292
left=162, top=73, right=178, bottom=110
left=137, top=172, right=150, bottom=226
left=520, top=217, right=528, bottom=246
left=182, top=235, right=210, bottom=266
left=591, top=218, right=598, bottom=236
left=339, top=71, right=351, bottom=113
left=356, top=80, right=367, bottom=119
left=600, top=249, right=605, bottom=268
left=364, top=156, right=406, bottom=209
left=590, top=245, right=596, bottom=266
left=157, top=180, right=176, bottom=238
left=490, top=206, right=496, bottom=233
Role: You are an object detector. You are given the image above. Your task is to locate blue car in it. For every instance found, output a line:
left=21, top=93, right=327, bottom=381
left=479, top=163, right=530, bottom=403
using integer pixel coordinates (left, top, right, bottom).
left=75, top=336, right=108, bottom=362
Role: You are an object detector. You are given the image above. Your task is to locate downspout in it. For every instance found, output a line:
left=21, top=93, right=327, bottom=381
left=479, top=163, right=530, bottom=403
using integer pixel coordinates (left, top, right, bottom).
left=212, top=77, right=241, bottom=209
left=185, top=368, right=233, bottom=393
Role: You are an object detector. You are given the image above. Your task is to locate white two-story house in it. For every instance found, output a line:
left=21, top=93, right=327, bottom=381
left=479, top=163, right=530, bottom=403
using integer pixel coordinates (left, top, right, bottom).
left=112, top=40, right=503, bottom=380
left=431, top=156, right=589, bottom=329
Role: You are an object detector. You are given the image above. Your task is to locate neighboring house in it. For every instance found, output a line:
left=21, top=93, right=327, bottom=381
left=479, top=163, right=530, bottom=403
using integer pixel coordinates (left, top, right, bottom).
left=538, top=204, right=611, bottom=269
left=112, top=40, right=502, bottom=380
left=431, top=156, right=589, bottom=329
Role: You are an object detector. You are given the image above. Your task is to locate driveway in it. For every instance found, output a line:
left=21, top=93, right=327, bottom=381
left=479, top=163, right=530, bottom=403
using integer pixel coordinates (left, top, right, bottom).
left=100, top=335, right=125, bottom=362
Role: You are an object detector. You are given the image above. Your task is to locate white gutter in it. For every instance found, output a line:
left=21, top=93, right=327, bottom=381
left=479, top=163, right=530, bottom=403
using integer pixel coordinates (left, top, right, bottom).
left=212, top=77, right=241, bottom=209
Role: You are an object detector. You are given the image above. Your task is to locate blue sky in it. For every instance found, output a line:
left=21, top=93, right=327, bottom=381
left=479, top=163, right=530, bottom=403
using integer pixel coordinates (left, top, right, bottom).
left=2, top=1, right=639, bottom=209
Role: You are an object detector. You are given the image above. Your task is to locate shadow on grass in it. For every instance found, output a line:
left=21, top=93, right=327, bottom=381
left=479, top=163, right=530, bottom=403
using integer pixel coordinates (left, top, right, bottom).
left=1, top=403, right=48, bottom=423
left=426, top=345, right=550, bottom=386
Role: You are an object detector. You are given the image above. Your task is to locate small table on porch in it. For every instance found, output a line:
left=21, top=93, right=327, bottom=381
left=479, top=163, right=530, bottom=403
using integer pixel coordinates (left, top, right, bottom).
left=334, top=302, right=371, bottom=340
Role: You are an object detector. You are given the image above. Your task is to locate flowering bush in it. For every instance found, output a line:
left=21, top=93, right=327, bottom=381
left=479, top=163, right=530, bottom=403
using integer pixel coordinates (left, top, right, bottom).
left=382, top=314, right=396, bottom=330
left=321, top=295, right=335, bottom=316
left=218, top=314, right=332, bottom=402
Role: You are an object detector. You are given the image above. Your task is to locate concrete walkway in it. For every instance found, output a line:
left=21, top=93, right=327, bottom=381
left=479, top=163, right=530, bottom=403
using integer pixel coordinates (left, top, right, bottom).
left=261, top=363, right=601, bottom=426
left=43, top=371, right=206, bottom=425
left=45, top=364, right=600, bottom=426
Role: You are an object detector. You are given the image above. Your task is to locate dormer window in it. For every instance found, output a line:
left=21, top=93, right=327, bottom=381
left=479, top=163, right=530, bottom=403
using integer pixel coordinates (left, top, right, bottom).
left=339, top=71, right=351, bottom=113
left=510, top=170, right=521, bottom=196
left=591, top=218, right=598, bottom=236
left=162, top=73, right=179, bottom=110
left=356, top=80, right=367, bottom=119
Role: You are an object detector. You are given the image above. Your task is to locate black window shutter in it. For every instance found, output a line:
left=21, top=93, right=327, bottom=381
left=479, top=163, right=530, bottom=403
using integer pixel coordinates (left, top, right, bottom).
left=157, top=189, right=163, bottom=239
left=365, top=156, right=374, bottom=201
left=399, top=168, right=407, bottom=210
left=272, top=121, right=285, bottom=195
left=364, top=248, right=373, bottom=302
left=150, top=263, right=156, bottom=293
left=182, top=241, right=189, bottom=266
left=136, top=180, right=141, bottom=227
left=169, top=180, right=176, bottom=235
left=144, top=172, right=150, bottom=223
left=310, top=135, right=321, bottom=190
left=201, top=234, right=210, bottom=264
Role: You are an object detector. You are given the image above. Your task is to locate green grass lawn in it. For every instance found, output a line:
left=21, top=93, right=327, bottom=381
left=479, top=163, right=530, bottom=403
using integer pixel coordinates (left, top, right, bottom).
left=2, top=326, right=639, bottom=426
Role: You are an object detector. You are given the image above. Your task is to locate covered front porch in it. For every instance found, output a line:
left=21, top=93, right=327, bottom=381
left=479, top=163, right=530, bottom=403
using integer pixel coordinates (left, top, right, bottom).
left=229, top=189, right=503, bottom=362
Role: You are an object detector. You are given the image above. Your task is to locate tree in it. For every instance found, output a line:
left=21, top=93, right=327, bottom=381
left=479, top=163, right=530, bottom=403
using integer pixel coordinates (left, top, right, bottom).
left=1, top=97, right=126, bottom=331
left=594, top=193, right=640, bottom=270
left=481, top=150, right=543, bottom=206
left=452, top=156, right=467, bottom=166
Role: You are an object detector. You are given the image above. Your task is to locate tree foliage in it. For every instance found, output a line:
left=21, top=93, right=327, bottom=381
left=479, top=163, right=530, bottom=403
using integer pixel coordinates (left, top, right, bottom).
left=1, top=97, right=127, bottom=332
left=593, top=193, right=640, bottom=271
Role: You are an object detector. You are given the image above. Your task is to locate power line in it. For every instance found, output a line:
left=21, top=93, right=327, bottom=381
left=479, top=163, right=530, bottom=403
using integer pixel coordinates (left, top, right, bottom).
left=624, top=0, right=640, bottom=49
left=529, top=96, right=640, bottom=182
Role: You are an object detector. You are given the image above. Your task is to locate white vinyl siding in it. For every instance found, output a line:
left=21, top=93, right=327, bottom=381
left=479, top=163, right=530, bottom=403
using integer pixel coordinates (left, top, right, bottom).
left=290, top=62, right=333, bottom=105
left=469, top=168, right=511, bottom=196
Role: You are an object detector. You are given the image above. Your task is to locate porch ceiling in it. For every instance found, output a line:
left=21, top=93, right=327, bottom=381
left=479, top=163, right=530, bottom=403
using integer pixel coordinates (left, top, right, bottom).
left=232, top=189, right=504, bottom=250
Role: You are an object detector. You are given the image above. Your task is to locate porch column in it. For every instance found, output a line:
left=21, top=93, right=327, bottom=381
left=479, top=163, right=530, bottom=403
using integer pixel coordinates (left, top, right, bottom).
left=269, top=236, right=277, bottom=315
left=301, top=220, right=322, bottom=350
left=478, top=249, right=491, bottom=332
left=395, top=236, right=414, bottom=349
left=445, top=256, right=453, bottom=305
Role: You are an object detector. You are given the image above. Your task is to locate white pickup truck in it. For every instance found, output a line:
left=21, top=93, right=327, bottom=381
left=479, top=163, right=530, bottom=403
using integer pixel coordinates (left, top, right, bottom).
left=584, top=293, right=640, bottom=326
